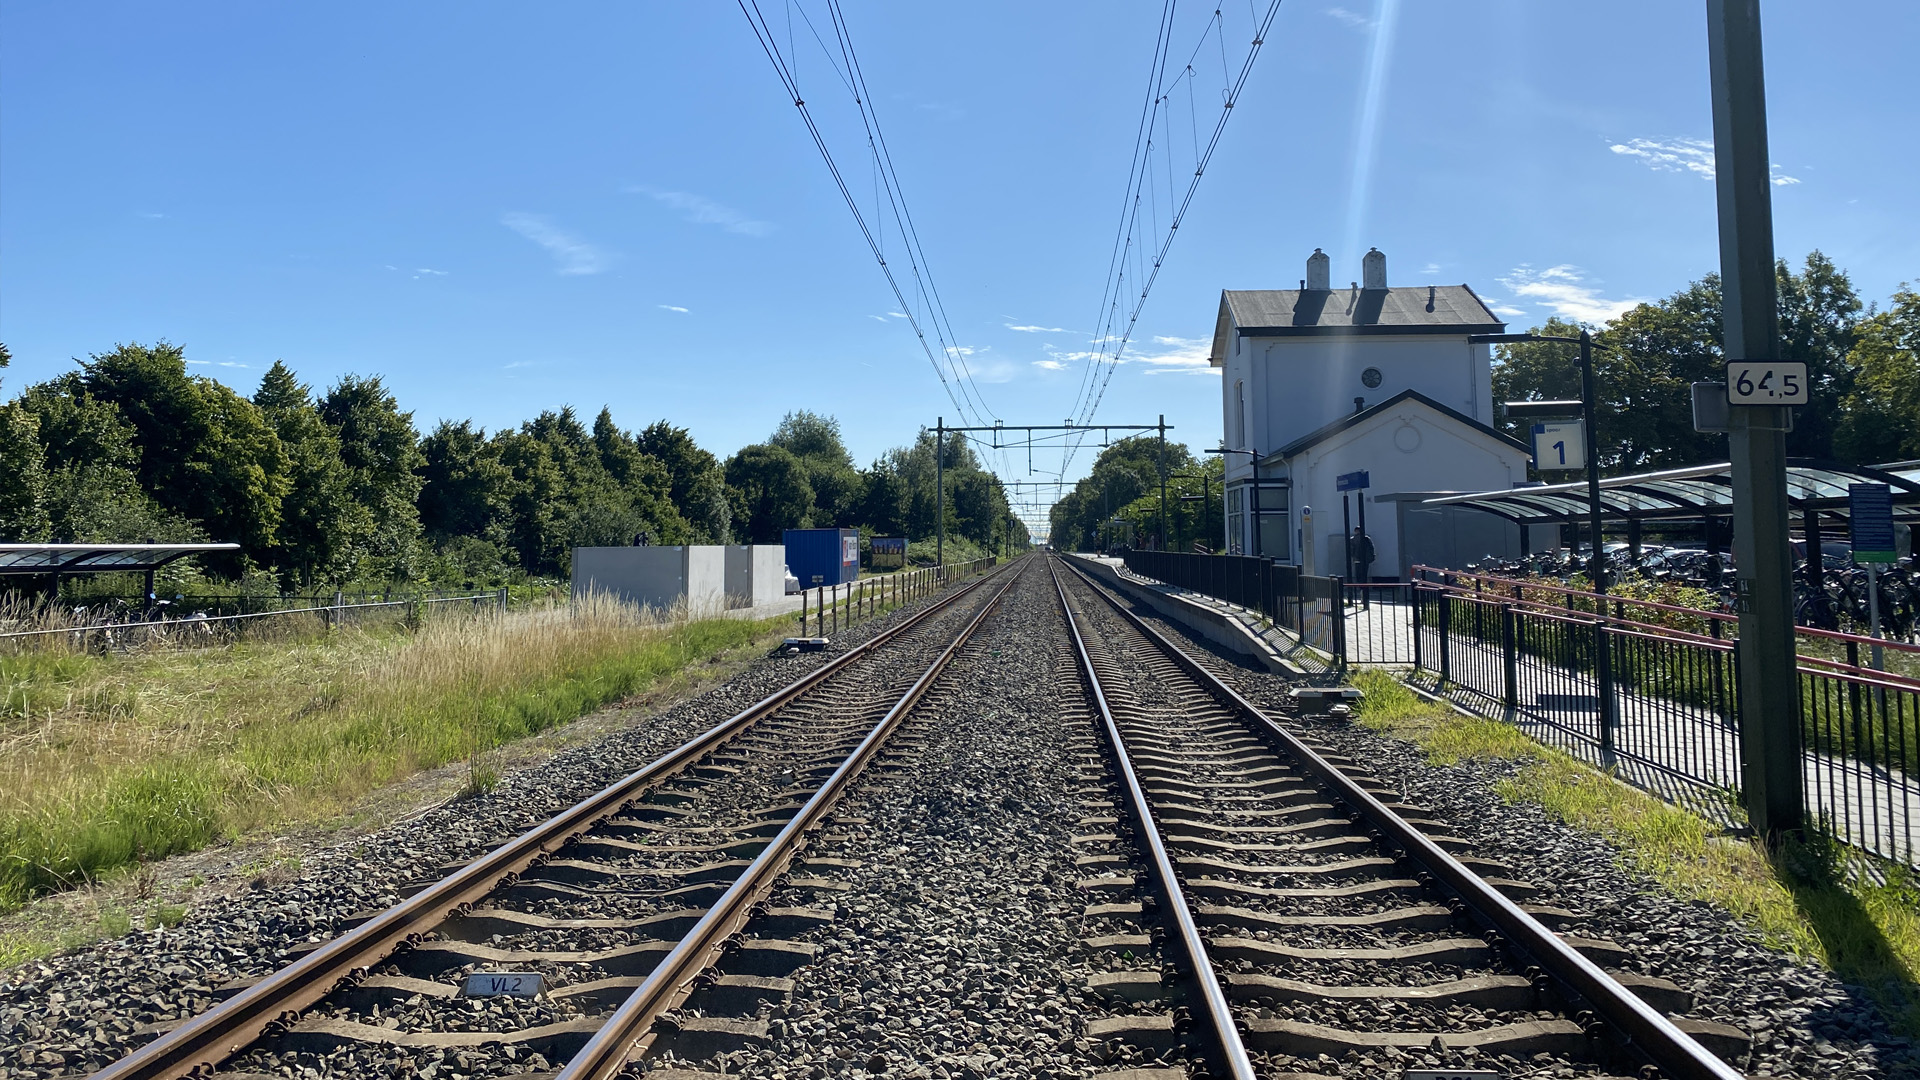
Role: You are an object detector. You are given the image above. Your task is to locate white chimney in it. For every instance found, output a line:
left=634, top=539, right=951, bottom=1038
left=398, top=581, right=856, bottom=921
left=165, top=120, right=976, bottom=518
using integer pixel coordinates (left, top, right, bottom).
left=1305, top=248, right=1330, bottom=291
left=1361, top=247, right=1387, bottom=290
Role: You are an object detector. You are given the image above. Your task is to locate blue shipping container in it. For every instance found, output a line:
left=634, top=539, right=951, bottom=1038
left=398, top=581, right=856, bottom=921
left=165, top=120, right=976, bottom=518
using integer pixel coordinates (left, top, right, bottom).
left=784, top=528, right=861, bottom=587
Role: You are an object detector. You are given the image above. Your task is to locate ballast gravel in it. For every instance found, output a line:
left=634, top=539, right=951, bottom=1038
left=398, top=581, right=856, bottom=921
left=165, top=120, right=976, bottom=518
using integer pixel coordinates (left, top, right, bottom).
left=648, top=565, right=1159, bottom=1079
left=1101, top=571, right=1917, bottom=1080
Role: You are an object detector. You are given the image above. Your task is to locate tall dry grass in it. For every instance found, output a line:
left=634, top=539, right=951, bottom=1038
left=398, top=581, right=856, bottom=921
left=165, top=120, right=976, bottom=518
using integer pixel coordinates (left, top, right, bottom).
left=0, top=592, right=775, bottom=908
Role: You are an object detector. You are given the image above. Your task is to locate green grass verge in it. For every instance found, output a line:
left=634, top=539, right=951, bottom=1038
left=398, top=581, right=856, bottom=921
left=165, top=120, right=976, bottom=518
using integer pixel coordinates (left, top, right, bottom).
left=1347, top=668, right=1920, bottom=1038
left=0, top=603, right=785, bottom=913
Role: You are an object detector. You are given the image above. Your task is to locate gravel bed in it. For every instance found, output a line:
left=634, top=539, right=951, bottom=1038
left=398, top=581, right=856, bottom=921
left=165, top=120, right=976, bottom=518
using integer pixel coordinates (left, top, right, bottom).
left=649, top=564, right=1176, bottom=1079
left=0, top=583, right=977, bottom=1079
left=1086, top=567, right=1916, bottom=1080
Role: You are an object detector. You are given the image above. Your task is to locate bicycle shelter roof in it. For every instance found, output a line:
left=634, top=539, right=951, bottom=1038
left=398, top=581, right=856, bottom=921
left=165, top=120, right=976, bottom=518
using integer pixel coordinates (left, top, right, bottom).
left=0, top=543, right=242, bottom=576
left=1422, top=459, right=1920, bottom=526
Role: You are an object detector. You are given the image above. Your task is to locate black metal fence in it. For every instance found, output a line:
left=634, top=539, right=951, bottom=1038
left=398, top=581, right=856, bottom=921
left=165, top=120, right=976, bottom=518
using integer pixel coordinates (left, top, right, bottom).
left=1107, top=549, right=1916, bottom=866
left=0, top=590, right=510, bottom=653
left=1118, top=550, right=1345, bottom=665
left=1413, top=567, right=1916, bottom=868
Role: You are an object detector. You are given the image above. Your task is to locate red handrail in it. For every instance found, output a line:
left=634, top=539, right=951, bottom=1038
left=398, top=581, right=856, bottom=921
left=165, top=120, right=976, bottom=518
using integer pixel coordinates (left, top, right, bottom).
left=1414, top=564, right=1920, bottom=656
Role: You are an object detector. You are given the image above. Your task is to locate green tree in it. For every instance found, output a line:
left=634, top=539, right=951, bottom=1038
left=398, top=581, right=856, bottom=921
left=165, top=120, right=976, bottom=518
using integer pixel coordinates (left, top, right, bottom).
left=255, top=362, right=368, bottom=588
left=685, top=469, right=735, bottom=544
left=74, top=343, right=287, bottom=551
left=319, top=375, right=425, bottom=578
left=769, top=410, right=864, bottom=528
left=1048, top=436, right=1172, bottom=550
left=636, top=421, right=720, bottom=506
left=1493, top=252, right=1867, bottom=470
left=1836, top=285, right=1920, bottom=463
left=0, top=344, right=50, bottom=542
left=725, top=444, right=814, bottom=542
left=635, top=419, right=731, bottom=542
left=769, top=410, right=853, bottom=470
left=419, top=419, right=514, bottom=541
left=1776, top=251, right=1864, bottom=458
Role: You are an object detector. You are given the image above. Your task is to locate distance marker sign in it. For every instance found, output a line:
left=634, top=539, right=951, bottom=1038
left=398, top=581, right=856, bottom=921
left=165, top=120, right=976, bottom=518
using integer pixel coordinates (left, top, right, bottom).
left=1726, top=361, right=1808, bottom=405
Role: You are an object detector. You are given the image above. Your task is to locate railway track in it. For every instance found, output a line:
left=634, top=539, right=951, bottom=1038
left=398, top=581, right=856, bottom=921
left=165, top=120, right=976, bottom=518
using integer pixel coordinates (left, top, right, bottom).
left=92, top=561, right=1021, bottom=1080
left=1048, top=556, right=1750, bottom=1080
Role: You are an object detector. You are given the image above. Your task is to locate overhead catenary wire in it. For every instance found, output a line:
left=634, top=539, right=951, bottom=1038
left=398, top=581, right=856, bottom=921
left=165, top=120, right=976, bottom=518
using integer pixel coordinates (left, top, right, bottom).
left=753, top=0, right=1024, bottom=492
left=1060, top=1, right=1284, bottom=478
left=736, top=1, right=995, bottom=434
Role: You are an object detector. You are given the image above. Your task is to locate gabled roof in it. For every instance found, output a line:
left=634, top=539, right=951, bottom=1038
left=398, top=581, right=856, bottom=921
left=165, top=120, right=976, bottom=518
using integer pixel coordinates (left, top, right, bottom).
left=1266, top=389, right=1530, bottom=461
left=1209, top=284, right=1505, bottom=365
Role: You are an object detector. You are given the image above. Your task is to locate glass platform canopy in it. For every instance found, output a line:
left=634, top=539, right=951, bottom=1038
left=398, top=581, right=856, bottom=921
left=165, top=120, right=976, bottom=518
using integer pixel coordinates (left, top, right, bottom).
left=0, top=543, right=242, bottom=577
left=1422, top=459, right=1920, bottom=526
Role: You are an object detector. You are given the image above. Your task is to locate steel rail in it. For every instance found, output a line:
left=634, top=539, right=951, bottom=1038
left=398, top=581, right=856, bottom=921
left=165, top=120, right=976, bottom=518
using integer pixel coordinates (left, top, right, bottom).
left=1047, top=558, right=1258, bottom=1080
left=1058, top=557, right=1745, bottom=1080
left=94, top=563, right=1012, bottom=1080
left=557, top=563, right=1024, bottom=1078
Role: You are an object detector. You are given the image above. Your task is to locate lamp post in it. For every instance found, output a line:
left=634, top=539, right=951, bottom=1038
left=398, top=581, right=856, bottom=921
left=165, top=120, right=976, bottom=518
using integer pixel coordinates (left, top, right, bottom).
left=1471, top=331, right=1607, bottom=597
left=1474, top=330, right=1619, bottom=763
left=1169, top=471, right=1217, bottom=553
left=1204, top=447, right=1261, bottom=556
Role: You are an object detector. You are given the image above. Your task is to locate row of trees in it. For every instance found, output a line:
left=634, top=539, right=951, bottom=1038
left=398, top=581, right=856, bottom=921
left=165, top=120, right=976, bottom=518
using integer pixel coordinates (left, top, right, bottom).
left=0, top=342, right=1027, bottom=590
left=1047, top=437, right=1224, bottom=553
left=1493, top=253, right=1920, bottom=468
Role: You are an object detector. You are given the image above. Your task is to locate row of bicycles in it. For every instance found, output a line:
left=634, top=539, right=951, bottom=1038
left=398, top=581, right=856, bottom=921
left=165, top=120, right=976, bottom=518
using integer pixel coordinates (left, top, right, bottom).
left=1464, top=545, right=1920, bottom=642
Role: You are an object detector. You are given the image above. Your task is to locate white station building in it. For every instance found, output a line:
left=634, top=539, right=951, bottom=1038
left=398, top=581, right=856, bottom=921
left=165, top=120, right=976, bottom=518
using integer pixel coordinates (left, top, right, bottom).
left=1211, top=248, right=1536, bottom=579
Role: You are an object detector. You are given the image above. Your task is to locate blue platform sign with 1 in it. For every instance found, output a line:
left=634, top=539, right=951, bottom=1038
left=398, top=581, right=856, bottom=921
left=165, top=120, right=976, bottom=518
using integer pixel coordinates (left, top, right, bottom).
left=1726, top=360, right=1809, bottom=405
left=1530, top=420, right=1585, bottom=471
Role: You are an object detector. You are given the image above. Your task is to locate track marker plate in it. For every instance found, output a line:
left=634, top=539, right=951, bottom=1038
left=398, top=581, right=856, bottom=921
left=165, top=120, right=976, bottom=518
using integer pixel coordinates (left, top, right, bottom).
left=462, top=971, right=545, bottom=998
left=1404, top=1071, right=1504, bottom=1080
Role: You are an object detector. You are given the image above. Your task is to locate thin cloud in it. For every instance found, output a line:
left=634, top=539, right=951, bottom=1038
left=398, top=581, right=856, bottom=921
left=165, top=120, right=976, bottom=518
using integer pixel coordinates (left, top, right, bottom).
left=1031, top=359, right=1070, bottom=371
left=1006, top=322, right=1076, bottom=334
left=659, top=304, right=689, bottom=313
left=1419, top=262, right=1441, bottom=275
left=501, top=213, right=610, bottom=275
left=1127, top=335, right=1216, bottom=376
left=1609, top=136, right=1717, bottom=178
left=1497, top=265, right=1643, bottom=324
left=414, top=268, right=448, bottom=278
left=888, top=311, right=908, bottom=318
left=1326, top=6, right=1374, bottom=30
left=1609, top=136, right=1801, bottom=186
left=139, top=212, right=167, bottom=219
left=629, top=186, right=772, bottom=237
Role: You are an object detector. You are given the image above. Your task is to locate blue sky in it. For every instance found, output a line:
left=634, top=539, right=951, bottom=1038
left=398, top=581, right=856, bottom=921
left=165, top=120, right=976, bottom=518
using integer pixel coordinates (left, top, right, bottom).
left=3, top=1, right=1915, bottom=534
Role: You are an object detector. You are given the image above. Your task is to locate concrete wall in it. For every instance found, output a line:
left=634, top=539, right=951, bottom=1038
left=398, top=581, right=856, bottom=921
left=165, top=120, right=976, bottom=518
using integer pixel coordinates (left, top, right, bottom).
left=684, top=546, right=725, bottom=615
left=571, top=546, right=729, bottom=616
left=723, top=545, right=788, bottom=609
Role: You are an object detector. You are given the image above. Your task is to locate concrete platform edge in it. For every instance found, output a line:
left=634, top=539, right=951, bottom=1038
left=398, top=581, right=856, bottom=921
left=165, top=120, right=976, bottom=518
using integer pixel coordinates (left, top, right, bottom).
left=1063, top=555, right=1307, bottom=678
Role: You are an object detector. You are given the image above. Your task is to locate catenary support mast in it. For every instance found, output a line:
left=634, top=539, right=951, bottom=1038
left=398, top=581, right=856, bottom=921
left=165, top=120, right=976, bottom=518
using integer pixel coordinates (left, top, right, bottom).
left=1708, top=0, right=1803, bottom=838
